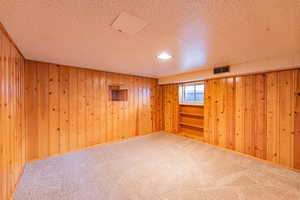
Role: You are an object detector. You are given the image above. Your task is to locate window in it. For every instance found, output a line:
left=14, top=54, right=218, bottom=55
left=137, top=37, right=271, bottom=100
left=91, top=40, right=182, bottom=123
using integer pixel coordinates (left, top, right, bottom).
left=179, top=82, right=204, bottom=105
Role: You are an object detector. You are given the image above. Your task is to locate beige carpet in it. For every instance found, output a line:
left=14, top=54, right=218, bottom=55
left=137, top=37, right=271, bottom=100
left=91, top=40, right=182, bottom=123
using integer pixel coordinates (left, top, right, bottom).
left=14, top=132, right=300, bottom=200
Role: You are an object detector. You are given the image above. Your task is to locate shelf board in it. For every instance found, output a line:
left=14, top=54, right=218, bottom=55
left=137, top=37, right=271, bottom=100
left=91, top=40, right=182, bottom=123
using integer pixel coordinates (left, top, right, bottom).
left=179, top=104, right=204, bottom=107
left=179, top=112, right=204, bottom=117
left=177, top=132, right=204, bottom=141
left=179, top=122, right=203, bottom=129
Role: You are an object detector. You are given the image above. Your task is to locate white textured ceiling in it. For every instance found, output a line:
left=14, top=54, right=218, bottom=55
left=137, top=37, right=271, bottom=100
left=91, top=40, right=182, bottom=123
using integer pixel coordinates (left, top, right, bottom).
left=0, top=0, right=299, bottom=77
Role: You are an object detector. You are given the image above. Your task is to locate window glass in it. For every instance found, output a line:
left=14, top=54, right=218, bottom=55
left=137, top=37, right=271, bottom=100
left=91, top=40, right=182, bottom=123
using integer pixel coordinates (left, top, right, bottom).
left=195, top=84, right=204, bottom=102
left=179, top=83, right=204, bottom=105
left=184, top=85, right=195, bottom=103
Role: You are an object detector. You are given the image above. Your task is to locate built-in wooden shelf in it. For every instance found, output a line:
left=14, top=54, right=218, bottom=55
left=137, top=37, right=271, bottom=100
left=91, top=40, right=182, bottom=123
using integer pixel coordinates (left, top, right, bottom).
left=178, top=132, right=204, bottom=141
left=178, top=104, right=204, bottom=138
left=179, top=112, right=204, bottom=117
left=179, top=104, right=204, bottom=107
left=179, top=122, right=203, bottom=129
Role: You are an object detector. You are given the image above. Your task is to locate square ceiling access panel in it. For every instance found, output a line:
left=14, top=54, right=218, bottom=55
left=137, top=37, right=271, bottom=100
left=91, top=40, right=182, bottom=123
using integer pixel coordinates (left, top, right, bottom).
left=112, top=12, right=148, bottom=35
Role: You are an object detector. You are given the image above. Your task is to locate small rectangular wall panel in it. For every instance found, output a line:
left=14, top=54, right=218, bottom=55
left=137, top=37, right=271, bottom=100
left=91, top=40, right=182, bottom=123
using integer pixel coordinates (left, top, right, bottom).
left=25, top=61, right=163, bottom=161
left=0, top=25, right=26, bottom=200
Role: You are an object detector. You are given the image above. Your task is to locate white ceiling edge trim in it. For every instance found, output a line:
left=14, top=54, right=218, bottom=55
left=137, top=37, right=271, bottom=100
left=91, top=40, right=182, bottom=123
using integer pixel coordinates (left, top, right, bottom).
left=158, top=54, right=300, bottom=85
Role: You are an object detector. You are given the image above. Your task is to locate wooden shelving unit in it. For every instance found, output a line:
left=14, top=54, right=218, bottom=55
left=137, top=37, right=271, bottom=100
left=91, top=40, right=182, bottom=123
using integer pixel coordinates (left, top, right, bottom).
left=178, top=104, right=204, bottom=140
left=179, top=112, right=204, bottom=118
left=179, top=122, right=203, bottom=129
left=177, top=132, right=204, bottom=141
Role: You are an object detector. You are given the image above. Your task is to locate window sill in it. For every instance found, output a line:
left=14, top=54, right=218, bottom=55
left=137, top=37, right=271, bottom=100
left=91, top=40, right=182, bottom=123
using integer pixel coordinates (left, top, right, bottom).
left=179, top=103, right=204, bottom=107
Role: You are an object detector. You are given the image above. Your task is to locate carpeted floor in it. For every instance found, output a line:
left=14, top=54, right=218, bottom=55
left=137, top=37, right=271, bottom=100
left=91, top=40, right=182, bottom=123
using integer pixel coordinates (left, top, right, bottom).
left=15, top=132, right=300, bottom=200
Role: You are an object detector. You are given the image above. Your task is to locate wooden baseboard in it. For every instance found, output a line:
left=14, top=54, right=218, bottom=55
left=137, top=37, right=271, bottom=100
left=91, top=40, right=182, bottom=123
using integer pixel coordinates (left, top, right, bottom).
left=9, top=166, right=25, bottom=200
left=170, top=132, right=300, bottom=173
left=177, top=132, right=204, bottom=141
left=27, top=132, right=154, bottom=163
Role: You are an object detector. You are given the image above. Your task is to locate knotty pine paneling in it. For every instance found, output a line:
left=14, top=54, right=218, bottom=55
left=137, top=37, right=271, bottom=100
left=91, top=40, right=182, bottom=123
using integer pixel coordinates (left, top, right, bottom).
left=161, top=84, right=179, bottom=133
left=232, top=75, right=266, bottom=159
left=205, top=71, right=298, bottom=169
left=267, top=70, right=297, bottom=168
left=162, top=69, right=300, bottom=170
left=0, top=24, right=26, bottom=200
left=295, top=70, right=300, bottom=169
left=25, top=61, right=163, bottom=162
left=204, top=78, right=235, bottom=149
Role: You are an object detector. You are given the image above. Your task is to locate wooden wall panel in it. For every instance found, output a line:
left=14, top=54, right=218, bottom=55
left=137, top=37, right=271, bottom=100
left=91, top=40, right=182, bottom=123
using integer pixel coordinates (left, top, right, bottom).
left=266, top=70, right=298, bottom=168
left=25, top=61, right=162, bottom=161
left=86, top=70, right=95, bottom=145
left=253, top=75, right=266, bottom=159
left=234, top=76, right=246, bottom=153
left=204, top=78, right=235, bottom=148
left=243, top=76, right=255, bottom=156
left=99, top=72, right=108, bottom=142
left=37, top=62, right=49, bottom=158
left=78, top=69, right=87, bottom=148
left=69, top=68, right=79, bottom=151
left=94, top=71, right=101, bottom=144
left=204, top=73, right=297, bottom=168
left=204, top=80, right=212, bottom=143
left=295, top=70, right=300, bottom=169
left=59, top=66, right=70, bottom=154
left=235, top=74, right=266, bottom=159
left=278, top=71, right=295, bottom=167
left=25, top=61, right=38, bottom=160
left=225, top=78, right=235, bottom=150
left=163, top=69, right=300, bottom=170
left=266, top=72, right=280, bottom=163
left=0, top=24, right=26, bottom=200
left=48, top=64, right=60, bottom=156
left=161, top=84, right=179, bottom=133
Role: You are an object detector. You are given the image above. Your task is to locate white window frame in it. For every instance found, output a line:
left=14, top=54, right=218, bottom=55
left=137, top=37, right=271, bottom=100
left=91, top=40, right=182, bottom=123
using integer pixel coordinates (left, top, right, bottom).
left=179, top=82, right=204, bottom=105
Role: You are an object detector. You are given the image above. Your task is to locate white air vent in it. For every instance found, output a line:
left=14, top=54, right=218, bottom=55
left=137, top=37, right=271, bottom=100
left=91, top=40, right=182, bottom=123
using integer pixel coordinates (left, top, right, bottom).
left=112, top=12, right=148, bottom=35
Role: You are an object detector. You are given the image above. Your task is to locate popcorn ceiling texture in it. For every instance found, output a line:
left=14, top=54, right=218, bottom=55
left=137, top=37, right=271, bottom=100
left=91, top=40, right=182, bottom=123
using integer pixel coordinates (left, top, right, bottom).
left=14, top=132, right=300, bottom=200
left=0, top=0, right=299, bottom=77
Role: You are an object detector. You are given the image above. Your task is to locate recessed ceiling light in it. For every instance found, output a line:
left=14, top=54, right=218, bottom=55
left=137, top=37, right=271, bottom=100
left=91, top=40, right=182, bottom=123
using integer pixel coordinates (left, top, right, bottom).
left=157, top=52, right=172, bottom=60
